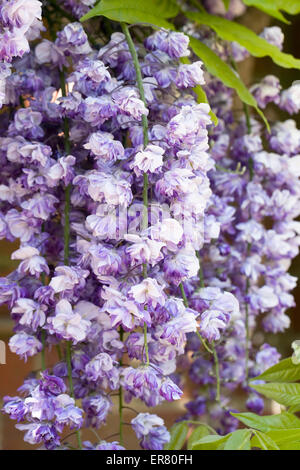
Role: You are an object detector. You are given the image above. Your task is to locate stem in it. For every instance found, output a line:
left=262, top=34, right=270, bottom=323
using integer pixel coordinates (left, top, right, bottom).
left=243, top=102, right=252, bottom=135
left=196, top=251, right=205, bottom=288
left=56, top=344, right=62, bottom=361
left=180, top=282, right=188, bottom=307
left=121, top=22, right=150, bottom=367
left=66, top=342, right=82, bottom=450
left=196, top=331, right=213, bottom=354
left=180, top=282, right=213, bottom=354
left=143, top=322, right=150, bottom=366
left=230, top=58, right=252, bottom=135
left=121, top=22, right=149, bottom=236
left=212, top=341, right=221, bottom=403
left=40, top=269, right=46, bottom=370
left=66, top=341, right=74, bottom=397
left=59, top=70, right=72, bottom=267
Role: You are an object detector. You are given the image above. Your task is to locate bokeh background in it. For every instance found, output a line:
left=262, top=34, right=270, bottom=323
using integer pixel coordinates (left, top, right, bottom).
left=1, top=7, right=300, bottom=450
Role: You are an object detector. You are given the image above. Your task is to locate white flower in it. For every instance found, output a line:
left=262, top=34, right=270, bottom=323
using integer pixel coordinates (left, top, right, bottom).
left=130, top=278, right=165, bottom=307
left=132, top=145, right=164, bottom=175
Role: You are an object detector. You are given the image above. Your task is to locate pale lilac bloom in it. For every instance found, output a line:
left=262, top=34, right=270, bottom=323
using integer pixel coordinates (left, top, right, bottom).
left=175, top=61, right=205, bottom=88
left=21, top=194, right=59, bottom=220
left=0, top=0, right=42, bottom=31
left=0, top=63, right=11, bottom=108
left=85, top=352, right=119, bottom=389
left=125, top=234, right=165, bottom=266
left=11, top=246, right=49, bottom=277
left=250, top=75, right=281, bottom=108
left=167, top=104, right=211, bottom=145
left=84, top=131, right=125, bottom=162
left=47, top=155, right=76, bottom=186
left=6, top=207, right=38, bottom=243
left=47, top=299, right=91, bottom=343
left=12, top=298, right=46, bottom=330
left=145, top=30, right=190, bottom=59
left=130, top=278, right=166, bottom=308
left=150, top=218, right=183, bottom=251
left=53, top=394, right=83, bottom=431
left=250, top=286, right=279, bottom=312
left=159, top=377, right=182, bottom=401
left=9, top=332, right=42, bottom=360
left=15, top=422, right=59, bottom=449
left=280, top=81, right=300, bottom=115
left=131, top=144, right=164, bottom=176
left=56, top=22, right=92, bottom=56
left=49, top=265, right=89, bottom=294
left=0, top=28, right=30, bottom=61
left=112, top=87, right=148, bottom=121
left=260, top=26, right=284, bottom=50
left=131, top=412, right=170, bottom=450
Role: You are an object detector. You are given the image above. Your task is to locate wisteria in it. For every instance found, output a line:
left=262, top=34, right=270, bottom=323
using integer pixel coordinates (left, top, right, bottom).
left=0, top=0, right=300, bottom=451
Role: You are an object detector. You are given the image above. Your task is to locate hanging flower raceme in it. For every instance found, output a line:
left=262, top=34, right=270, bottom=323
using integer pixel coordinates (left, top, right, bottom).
left=1, top=0, right=300, bottom=450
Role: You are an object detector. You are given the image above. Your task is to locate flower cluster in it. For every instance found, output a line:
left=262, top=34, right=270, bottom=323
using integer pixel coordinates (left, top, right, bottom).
left=0, top=4, right=221, bottom=449
left=1, top=0, right=299, bottom=449
left=182, top=21, right=300, bottom=432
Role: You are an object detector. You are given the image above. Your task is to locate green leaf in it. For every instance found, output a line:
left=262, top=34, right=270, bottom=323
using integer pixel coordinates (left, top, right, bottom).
left=222, top=0, right=231, bottom=11
left=252, top=358, right=300, bottom=383
left=279, top=442, right=300, bottom=450
left=80, top=0, right=178, bottom=28
left=164, top=422, right=189, bottom=450
left=243, top=1, right=300, bottom=24
left=288, top=404, right=300, bottom=413
left=232, top=411, right=300, bottom=432
left=188, top=36, right=269, bottom=130
left=191, top=434, right=230, bottom=450
left=187, top=425, right=211, bottom=450
left=266, top=428, right=300, bottom=446
left=186, top=11, right=300, bottom=70
left=251, top=382, right=300, bottom=407
left=251, top=431, right=280, bottom=450
left=223, top=430, right=252, bottom=450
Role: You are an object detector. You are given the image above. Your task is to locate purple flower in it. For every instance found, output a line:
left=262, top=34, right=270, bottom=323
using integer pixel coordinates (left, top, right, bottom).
left=250, top=75, right=281, bottom=109
left=54, top=394, right=84, bottom=431
left=39, top=372, right=66, bottom=396
left=145, top=30, right=190, bottom=59
left=112, top=88, right=148, bottom=120
left=129, top=278, right=166, bottom=308
left=85, top=353, right=119, bottom=389
left=0, top=0, right=42, bottom=31
left=280, top=81, right=300, bottom=115
left=175, top=61, right=205, bottom=88
left=9, top=332, right=42, bottom=360
left=16, top=422, right=60, bottom=449
left=84, top=131, right=125, bottom=162
left=131, top=413, right=170, bottom=450
left=82, top=394, right=112, bottom=428
left=260, top=26, right=284, bottom=50
left=131, top=144, right=164, bottom=176
left=12, top=298, right=46, bottom=330
left=159, top=378, right=183, bottom=401
left=2, top=396, right=27, bottom=421
left=47, top=299, right=91, bottom=343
